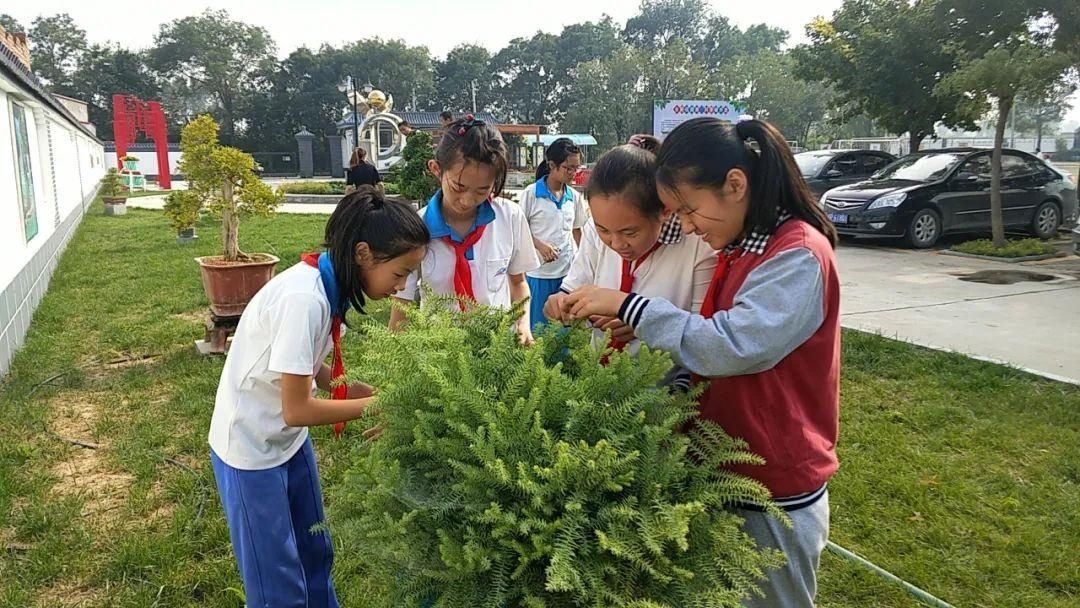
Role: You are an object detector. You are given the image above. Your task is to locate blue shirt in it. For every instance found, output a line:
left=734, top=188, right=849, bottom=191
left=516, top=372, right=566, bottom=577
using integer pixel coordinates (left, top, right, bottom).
left=423, top=190, right=496, bottom=260
left=535, top=177, right=574, bottom=209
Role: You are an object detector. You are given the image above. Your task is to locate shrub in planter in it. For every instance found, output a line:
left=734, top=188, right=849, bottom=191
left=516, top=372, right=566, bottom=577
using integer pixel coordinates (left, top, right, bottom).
left=329, top=298, right=782, bottom=608
left=178, top=115, right=283, bottom=315
left=101, top=168, right=128, bottom=216
left=163, top=190, right=204, bottom=243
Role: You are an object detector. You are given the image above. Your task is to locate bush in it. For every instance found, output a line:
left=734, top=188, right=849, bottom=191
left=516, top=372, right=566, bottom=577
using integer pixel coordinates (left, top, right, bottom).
left=162, top=190, right=204, bottom=232
left=100, top=168, right=127, bottom=199
left=391, top=130, right=439, bottom=202
left=329, top=299, right=781, bottom=608
left=278, top=181, right=346, bottom=195
left=952, top=238, right=1057, bottom=258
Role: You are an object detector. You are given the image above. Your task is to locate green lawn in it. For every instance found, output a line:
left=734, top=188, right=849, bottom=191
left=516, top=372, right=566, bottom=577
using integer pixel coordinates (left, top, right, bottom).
left=1, top=205, right=1077, bottom=607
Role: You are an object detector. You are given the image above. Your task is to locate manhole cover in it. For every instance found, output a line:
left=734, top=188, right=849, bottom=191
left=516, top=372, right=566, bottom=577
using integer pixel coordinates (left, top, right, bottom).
left=958, top=270, right=1057, bottom=285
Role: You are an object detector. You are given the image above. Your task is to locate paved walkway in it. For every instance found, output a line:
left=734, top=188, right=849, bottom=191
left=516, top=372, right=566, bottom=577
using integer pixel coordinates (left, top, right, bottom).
left=838, top=243, right=1079, bottom=384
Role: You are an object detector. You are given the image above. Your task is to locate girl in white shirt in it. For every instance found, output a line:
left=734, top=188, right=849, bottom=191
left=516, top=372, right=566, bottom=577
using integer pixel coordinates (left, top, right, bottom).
left=208, top=187, right=429, bottom=607
left=521, top=138, right=588, bottom=327
left=545, top=136, right=716, bottom=373
left=389, top=115, right=541, bottom=342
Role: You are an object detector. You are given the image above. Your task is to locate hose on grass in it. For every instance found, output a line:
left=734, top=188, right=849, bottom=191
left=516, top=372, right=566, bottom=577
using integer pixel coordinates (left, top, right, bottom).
left=826, top=541, right=956, bottom=608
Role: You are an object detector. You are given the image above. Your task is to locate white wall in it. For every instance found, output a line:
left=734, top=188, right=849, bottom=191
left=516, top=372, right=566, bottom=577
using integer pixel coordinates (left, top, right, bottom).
left=105, top=150, right=181, bottom=177
left=0, top=71, right=105, bottom=376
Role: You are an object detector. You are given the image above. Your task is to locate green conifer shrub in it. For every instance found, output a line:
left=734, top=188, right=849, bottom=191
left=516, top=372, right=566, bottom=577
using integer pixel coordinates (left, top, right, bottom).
left=329, top=298, right=784, bottom=608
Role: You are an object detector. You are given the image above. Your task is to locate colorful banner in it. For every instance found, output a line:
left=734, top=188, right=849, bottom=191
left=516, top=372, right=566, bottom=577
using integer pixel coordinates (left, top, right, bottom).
left=652, top=99, right=746, bottom=138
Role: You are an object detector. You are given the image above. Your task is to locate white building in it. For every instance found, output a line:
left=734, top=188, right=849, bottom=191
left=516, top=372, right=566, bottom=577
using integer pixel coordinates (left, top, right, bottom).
left=0, top=25, right=105, bottom=377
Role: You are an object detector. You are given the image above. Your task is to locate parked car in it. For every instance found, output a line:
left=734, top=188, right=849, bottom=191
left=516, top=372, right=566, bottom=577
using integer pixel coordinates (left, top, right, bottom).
left=821, top=148, right=1079, bottom=248
left=795, top=149, right=897, bottom=196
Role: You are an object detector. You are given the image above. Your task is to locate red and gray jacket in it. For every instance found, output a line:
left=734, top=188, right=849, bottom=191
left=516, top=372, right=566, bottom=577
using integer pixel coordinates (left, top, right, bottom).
left=618, top=219, right=841, bottom=505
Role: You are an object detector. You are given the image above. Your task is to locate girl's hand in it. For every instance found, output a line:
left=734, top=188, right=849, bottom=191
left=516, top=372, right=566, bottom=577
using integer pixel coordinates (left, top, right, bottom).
left=533, top=238, right=558, bottom=263
left=518, top=325, right=536, bottom=346
left=543, top=292, right=572, bottom=325
left=564, top=286, right=629, bottom=320
left=591, top=316, right=635, bottom=343
left=346, top=382, right=375, bottom=399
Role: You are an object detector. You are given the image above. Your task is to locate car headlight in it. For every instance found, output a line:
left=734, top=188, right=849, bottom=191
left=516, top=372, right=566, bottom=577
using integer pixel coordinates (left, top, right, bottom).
left=868, top=192, right=906, bottom=210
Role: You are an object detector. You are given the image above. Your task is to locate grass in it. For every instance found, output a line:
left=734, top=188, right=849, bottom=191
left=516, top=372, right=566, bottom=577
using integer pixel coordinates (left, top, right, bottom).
left=1, top=202, right=1078, bottom=607
left=952, top=237, right=1058, bottom=258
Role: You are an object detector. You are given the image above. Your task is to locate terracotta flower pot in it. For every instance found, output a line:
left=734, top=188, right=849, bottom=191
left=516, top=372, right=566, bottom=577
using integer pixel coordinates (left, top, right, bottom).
left=196, top=254, right=279, bottom=317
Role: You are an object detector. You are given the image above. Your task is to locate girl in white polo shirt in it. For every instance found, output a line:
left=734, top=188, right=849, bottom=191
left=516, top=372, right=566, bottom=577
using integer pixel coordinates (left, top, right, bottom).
left=521, top=137, right=588, bottom=327
left=544, top=135, right=716, bottom=375
left=208, top=188, right=429, bottom=607
left=389, top=115, right=541, bottom=342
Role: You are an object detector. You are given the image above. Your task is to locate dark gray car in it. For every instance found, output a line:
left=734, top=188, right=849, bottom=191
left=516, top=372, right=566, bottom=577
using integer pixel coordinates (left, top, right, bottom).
left=796, top=150, right=897, bottom=197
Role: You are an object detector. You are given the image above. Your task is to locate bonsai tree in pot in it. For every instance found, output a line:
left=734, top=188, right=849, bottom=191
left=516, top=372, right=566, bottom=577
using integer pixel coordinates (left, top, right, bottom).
left=178, top=115, right=283, bottom=316
left=163, top=189, right=203, bottom=244
left=101, top=168, right=128, bottom=216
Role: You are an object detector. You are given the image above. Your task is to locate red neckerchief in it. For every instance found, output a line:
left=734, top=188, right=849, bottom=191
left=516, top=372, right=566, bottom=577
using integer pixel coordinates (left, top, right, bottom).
left=602, top=241, right=663, bottom=364
left=302, top=253, right=347, bottom=438
left=444, top=224, right=488, bottom=310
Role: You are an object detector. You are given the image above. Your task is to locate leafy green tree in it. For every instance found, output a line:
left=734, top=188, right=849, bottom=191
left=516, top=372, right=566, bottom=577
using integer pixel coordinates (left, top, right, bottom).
left=28, top=13, right=88, bottom=91
left=149, top=9, right=276, bottom=144
left=435, top=44, right=494, bottom=114
left=793, top=0, right=981, bottom=152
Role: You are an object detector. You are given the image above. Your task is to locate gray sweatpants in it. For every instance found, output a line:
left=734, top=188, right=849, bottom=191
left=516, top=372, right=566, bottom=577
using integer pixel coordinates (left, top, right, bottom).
left=739, top=491, right=830, bottom=608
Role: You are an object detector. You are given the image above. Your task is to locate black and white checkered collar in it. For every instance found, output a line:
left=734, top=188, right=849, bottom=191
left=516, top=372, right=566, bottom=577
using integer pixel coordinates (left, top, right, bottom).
left=658, top=215, right=684, bottom=245
left=724, top=209, right=792, bottom=256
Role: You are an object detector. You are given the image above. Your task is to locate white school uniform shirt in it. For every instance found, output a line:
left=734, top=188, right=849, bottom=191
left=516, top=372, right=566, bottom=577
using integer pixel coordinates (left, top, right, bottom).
left=397, top=193, right=542, bottom=309
left=520, top=178, right=587, bottom=280
left=209, top=262, right=335, bottom=470
left=561, top=220, right=718, bottom=355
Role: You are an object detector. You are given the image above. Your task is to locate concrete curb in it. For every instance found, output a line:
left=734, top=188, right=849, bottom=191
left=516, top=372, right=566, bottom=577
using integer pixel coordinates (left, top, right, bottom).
left=940, top=249, right=1066, bottom=263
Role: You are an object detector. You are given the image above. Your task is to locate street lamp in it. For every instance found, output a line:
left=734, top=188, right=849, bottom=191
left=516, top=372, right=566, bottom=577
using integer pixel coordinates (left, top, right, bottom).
left=338, top=76, right=360, bottom=154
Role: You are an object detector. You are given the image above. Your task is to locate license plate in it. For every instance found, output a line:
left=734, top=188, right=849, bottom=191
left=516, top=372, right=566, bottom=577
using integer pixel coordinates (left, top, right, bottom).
left=828, top=212, right=848, bottom=224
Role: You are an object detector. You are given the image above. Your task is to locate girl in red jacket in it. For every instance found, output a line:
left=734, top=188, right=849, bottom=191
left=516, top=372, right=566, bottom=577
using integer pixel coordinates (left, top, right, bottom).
left=563, top=117, right=841, bottom=608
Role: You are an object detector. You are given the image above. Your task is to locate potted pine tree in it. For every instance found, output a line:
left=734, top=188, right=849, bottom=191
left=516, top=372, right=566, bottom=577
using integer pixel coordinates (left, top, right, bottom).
left=178, top=115, right=283, bottom=316
left=101, top=168, right=128, bottom=216
left=163, top=189, right=202, bottom=244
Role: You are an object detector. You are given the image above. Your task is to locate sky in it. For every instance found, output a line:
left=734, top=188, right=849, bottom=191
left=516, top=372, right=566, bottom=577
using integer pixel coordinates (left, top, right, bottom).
left=7, top=0, right=1079, bottom=131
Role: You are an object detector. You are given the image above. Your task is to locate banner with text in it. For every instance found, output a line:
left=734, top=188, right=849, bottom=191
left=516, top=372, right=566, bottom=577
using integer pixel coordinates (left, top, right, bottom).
left=652, top=100, right=746, bottom=138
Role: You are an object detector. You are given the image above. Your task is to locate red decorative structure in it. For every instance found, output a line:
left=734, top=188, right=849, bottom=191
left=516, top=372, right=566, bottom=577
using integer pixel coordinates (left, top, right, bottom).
left=112, top=94, right=171, bottom=189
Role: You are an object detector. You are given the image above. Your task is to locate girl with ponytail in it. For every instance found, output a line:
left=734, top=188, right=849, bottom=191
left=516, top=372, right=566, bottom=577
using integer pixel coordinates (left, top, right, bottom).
left=209, top=185, right=429, bottom=606
left=522, top=137, right=588, bottom=327
left=561, top=118, right=841, bottom=607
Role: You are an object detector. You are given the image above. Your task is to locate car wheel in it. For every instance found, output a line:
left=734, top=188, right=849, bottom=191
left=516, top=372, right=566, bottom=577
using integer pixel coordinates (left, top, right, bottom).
left=905, top=208, right=941, bottom=249
left=1031, top=201, right=1061, bottom=239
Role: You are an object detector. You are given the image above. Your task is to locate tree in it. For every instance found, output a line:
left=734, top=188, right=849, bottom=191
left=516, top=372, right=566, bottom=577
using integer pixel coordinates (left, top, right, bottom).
left=176, top=115, right=281, bottom=261
left=562, top=45, right=644, bottom=149
left=0, top=14, right=23, bottom=33
left=938, top=45, right=1076, bottom=247
left=793, top=0, right=981, bottom=153
left=738, top=51, right=832, bottom=146
left=390, top=130, right=438, bottom=202
left=1013, top=83, right=1072, bottom=150
left=28, top=14, right=88, bottom=91
left=491, top=32, right=560, bottom=124
left=623, top=0, right=710, bottom=50
left=935, top=0, right=1079, bottom=248
left=70, top=44, right=160, bottom=138
left=149, top=9, right=276, bottom=144
left=435, top=44, right=493, bottom=114
left=332, top=38, right=436, bottom=111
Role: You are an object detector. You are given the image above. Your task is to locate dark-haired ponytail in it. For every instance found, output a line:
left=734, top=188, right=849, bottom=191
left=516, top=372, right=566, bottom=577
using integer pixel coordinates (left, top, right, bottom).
left=656, top=117, right=837, bottom=247
left=323, top=185, right=429, bottom=318
left=535, top=137, right=581, bottom=182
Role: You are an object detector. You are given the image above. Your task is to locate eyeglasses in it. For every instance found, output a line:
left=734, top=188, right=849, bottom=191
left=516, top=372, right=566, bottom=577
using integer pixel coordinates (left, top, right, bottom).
left=563, top=164, right=582, bottom=173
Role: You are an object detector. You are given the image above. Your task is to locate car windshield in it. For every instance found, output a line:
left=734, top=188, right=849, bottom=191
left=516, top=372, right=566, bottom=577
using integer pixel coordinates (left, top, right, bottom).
left=872, top=153, right=965, bottom=182
left=794, top=153, right=834, bottom=177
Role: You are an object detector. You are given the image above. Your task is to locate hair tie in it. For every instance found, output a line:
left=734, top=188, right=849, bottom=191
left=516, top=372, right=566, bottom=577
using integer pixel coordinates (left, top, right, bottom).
left=455, top=114, right=486, bottom=137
